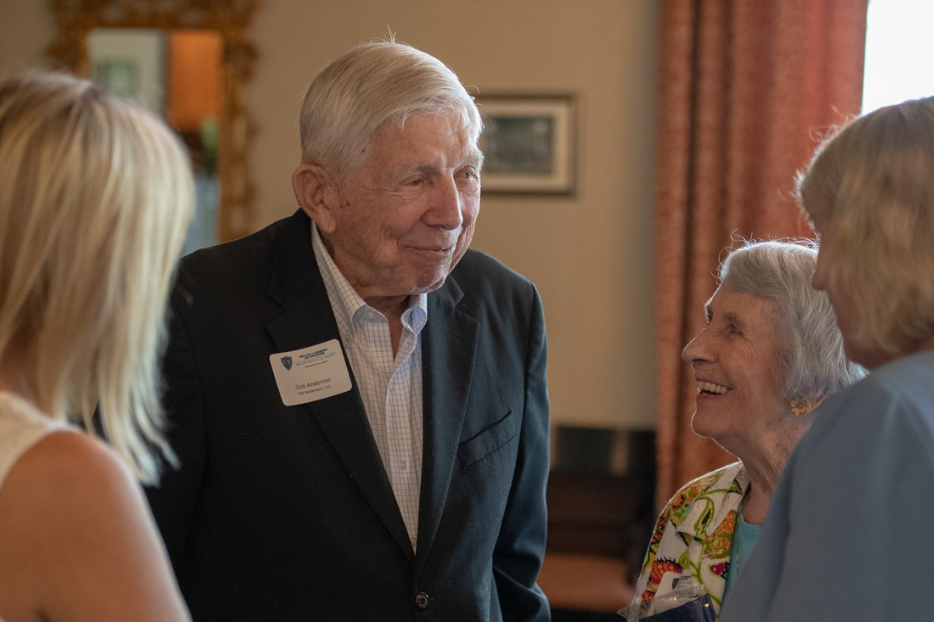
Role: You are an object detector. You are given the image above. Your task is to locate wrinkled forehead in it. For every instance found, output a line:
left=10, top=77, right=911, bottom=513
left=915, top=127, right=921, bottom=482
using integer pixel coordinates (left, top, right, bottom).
left=371, top=111, right=484, bottom=165
left=383, top=103, right=482, bottom=145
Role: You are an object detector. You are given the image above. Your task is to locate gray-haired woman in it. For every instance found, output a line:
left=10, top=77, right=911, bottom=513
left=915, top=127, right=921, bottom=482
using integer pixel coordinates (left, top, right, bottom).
left=627, top=240, right=862, bottom=621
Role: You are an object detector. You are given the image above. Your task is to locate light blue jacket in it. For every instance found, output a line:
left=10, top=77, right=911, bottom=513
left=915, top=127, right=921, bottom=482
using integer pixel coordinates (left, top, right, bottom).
left=723, top=350, right=934, bottom=621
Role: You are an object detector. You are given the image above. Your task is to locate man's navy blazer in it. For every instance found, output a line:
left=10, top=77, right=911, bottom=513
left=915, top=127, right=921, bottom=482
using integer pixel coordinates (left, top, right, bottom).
left=146, top=210, right=551, bottom=621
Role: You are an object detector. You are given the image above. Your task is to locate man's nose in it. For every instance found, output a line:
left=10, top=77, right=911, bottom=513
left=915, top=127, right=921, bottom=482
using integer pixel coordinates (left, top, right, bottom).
left=426, top=176, right=463, bottom=231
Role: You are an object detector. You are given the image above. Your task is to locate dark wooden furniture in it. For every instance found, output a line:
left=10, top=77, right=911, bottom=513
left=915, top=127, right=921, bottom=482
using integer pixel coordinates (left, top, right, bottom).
left=538, top=430, right=656, bottom=621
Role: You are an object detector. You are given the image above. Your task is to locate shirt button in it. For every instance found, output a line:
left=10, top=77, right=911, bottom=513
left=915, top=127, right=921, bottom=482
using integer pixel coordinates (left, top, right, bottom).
left=400, top=459, right=408, bottom=470
left=410, top=536, right=417, bottom=550
left=414, top=592, right=429, bottom=611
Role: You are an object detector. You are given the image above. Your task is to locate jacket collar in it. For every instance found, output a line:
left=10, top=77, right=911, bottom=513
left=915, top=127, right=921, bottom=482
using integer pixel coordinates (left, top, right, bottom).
left=265, top=211, right=480, bottom=566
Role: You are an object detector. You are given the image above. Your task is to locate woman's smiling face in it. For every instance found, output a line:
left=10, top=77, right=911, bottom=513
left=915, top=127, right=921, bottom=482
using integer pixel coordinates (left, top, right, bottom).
left=682, top=286, right=789, bottom=452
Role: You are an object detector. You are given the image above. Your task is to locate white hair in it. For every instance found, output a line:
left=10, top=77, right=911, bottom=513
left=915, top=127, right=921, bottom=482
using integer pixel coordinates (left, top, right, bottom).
left=297, top=41, right=482, bottom=185
left=718, top=240, right=865, bottom=400
left=0, top=71, right=194, bottom=483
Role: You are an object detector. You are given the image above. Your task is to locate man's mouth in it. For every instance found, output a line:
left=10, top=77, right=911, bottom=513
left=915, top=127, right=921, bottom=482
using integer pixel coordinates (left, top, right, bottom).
left=408, top=244, right=454, bottom=256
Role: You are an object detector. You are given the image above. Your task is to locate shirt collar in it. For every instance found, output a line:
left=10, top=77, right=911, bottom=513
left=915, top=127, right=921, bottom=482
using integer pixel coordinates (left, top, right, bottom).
left=311, top=222, right=427, bottom=343
left=674, top=462, right=750, bottom=540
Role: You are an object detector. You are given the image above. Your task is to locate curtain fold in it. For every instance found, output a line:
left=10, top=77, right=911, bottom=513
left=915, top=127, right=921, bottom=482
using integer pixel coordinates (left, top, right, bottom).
left=654, top=0, right=868, bottom=508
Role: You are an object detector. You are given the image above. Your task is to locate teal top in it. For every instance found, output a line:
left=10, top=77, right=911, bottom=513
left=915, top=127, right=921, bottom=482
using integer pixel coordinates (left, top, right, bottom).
left=722, top=510, right=761, bottom=603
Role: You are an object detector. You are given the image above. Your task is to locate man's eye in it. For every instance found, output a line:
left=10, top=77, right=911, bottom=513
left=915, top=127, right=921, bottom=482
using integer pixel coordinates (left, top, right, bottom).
left=459, top=170, right=481, bottom=189
left=727, top=323, right=742, bottom=336
left=408, top=178, right=424, bottom=186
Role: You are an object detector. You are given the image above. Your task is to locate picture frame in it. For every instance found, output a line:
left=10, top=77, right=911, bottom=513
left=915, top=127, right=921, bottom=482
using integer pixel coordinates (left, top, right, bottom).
left=87, top=29, right=166, bottom=117
left=476, top=94, right=576, bottom=195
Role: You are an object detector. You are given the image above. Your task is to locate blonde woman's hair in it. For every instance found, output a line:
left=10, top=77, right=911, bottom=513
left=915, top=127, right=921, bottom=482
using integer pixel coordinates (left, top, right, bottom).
left=0, top=71, right=194, bottom=483
left=796, top=96, right=934, bottom=358
left=298, top=40, right=483, bottom=185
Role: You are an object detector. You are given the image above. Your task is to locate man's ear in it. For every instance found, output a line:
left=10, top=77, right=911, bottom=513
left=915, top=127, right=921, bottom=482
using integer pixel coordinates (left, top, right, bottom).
left=292, top=163, right=338, bottom=234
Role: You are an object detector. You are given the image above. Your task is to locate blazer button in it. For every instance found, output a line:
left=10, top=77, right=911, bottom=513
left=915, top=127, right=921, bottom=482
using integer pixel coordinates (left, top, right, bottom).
left=414, top=592, right=430, bottom=611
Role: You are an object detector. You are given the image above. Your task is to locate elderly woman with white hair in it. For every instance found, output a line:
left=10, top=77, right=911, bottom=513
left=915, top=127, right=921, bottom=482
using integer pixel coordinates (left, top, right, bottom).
left=723, top=97, right=934, bottom=621
left=626, top=240, right=863, bottom=621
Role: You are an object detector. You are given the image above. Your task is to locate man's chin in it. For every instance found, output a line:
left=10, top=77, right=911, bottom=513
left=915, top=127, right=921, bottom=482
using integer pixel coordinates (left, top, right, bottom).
left=408, top=265, right=454, bottom=295
left=411, top=275, right=448, bottom=295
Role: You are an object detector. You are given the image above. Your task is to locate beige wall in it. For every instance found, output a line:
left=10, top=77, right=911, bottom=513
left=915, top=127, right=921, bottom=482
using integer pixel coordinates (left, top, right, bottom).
left=0, top=2, right=56, bottom=70
left=0, top=0, right=658, bottom=430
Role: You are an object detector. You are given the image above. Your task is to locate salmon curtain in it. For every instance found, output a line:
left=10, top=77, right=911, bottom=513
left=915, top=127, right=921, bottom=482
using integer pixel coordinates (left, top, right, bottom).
left=654, top=0, right=868, bottom=508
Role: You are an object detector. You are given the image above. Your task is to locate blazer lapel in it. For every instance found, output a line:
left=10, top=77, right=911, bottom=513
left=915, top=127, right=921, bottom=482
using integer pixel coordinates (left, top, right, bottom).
left=416, top=275, right=479, bottom=564
left=264, top=212, right=414, bottom=563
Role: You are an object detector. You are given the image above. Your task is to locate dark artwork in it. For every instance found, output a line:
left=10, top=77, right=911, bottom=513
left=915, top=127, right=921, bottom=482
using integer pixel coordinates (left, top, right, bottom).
left=483, top=115, right=554, bottom=175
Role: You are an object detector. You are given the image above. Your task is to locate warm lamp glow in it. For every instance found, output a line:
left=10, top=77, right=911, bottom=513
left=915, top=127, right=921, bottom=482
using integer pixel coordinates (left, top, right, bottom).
left=168, top=30, right=221, bottom=130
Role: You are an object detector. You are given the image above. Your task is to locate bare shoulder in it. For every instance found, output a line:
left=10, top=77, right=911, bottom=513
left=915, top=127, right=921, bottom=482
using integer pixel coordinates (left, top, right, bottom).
left=0, top=430, right=189, bottom=621
left=2, top=430, right=144, bottom=552
left=9, top=428, right=135, bottom=503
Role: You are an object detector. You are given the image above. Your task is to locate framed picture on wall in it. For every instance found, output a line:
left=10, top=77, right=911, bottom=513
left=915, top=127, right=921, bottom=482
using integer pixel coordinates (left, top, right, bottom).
left=476, top=94, right=576, bottom=195
left=87, top=29, right=166, bottom=117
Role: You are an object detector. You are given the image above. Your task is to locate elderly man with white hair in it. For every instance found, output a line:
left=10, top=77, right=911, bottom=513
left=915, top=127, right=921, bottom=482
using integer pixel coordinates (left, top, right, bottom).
left=146, top=41, right=550, bottom=621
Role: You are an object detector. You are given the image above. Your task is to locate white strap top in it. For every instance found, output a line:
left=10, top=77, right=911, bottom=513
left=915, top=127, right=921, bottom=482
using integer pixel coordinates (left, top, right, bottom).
left=0, top=392, right=76, bottom=622
left=0, top=392, right=72, bottom=491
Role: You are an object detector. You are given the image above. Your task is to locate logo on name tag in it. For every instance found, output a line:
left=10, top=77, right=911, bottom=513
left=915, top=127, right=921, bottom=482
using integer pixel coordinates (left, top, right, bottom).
left=269, top=339, right=352, bottom=406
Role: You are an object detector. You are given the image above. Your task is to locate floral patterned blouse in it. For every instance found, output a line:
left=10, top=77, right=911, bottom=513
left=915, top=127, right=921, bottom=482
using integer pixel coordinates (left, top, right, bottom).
left=628, top=462, right=749, bottom=620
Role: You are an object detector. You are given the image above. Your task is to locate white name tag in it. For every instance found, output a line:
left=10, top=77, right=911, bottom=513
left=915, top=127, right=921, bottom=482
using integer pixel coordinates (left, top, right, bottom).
left=269, top=339, right=352, bottom=406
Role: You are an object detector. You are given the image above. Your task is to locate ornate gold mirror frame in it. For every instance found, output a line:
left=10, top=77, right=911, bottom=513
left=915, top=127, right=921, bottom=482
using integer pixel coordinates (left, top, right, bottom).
left=49, top=0, right=258, bottom=242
